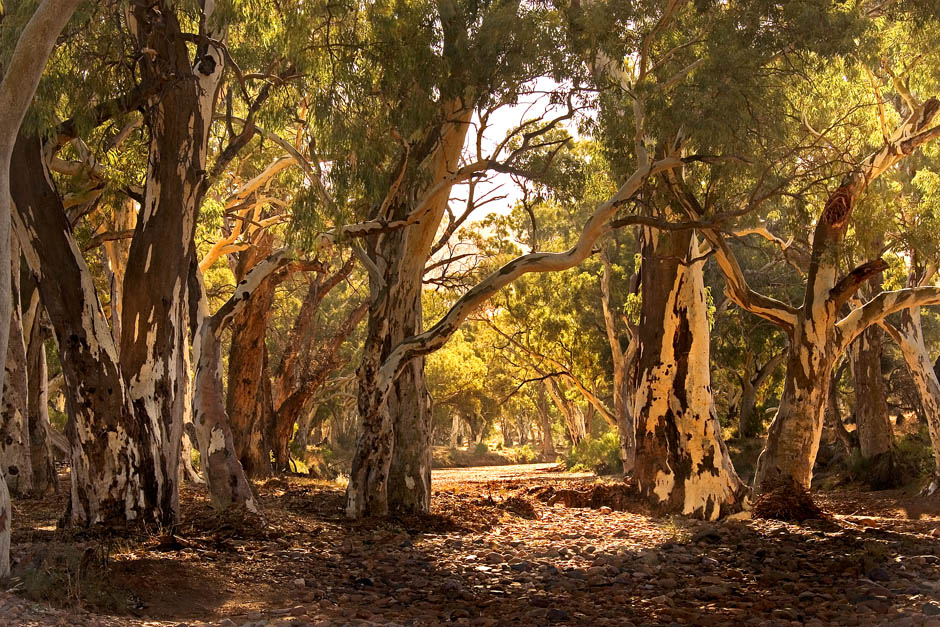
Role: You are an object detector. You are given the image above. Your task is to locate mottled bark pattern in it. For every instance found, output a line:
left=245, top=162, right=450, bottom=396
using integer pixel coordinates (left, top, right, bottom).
left=891, top=296, right=940, bottom=494
left=118, top=0, right=225, bottom=524
left=227, top=239, right=276, bottom=478
left=11, top=133, right=147, bottom=525
left=347, top=101, right=473, bottom=518
left=851, top=326, right=892, bottom=459
left=1, top=246, right=32, bottom=495
left=633, top=230, right=747, bottom=520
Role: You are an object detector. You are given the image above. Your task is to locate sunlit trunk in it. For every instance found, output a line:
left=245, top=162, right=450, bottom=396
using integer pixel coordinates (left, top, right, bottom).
left=889, top=296, right=940, bottom=495
left=346, top=101, right=472, bottom=518
left=118, top=0, right=226, bottom=524
left=633, top=230, right=747, bottom=520
left=227, top=240, right=276, bottom=479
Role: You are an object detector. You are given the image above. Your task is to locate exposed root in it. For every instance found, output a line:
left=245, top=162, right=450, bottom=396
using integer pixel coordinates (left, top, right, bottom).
left=753, top=480, right=828, bottom=522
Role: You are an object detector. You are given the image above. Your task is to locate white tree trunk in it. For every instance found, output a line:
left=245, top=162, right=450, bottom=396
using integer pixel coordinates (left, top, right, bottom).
left=633, top=231, right=747, bottom=519
left=887, top=305, right=940, bottom=494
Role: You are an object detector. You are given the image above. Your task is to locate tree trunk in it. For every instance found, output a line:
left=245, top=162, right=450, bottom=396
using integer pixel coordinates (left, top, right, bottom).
left=118, top=0, right=226, bottom=524
left=1, top=243, right=32, bottom=496
left=851, top=272, right=893, bottom=459
left=0, top=0, right=86, bottom=572
left=826, top=358, right=857, bottom=455
left=887, top=290, right=940, bottom=495
left=544, top=378, right=586, bottom=445
left=450, top=414, right=460, bottom=448
left=270, top=296, right=367, bottom=474
left=226, top=240, right=276, bottom=479
left=345, top=99, right=474, bottom=518
left=535, top=385, right=556, bottom=459
left=11, top=132, right=147, bottom=525
left=189, top=255, right=287, bottom=516
left=24, top=282, right=56, bottom=496
left=633, top=230, right=747, bottom=520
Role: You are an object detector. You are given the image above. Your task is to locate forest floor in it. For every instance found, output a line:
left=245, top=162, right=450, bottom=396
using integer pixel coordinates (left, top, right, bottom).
left=3, top=464, right=940, bottom=626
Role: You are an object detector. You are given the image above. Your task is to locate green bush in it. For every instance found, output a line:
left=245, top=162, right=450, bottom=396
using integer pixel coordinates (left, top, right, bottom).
left=845, top=426, right=933, bottom=490
left=565, top=432, right=621, bottom=474
left=474, top=442, right=489, bottom=456
left=513, top=443, right=540, bottom=464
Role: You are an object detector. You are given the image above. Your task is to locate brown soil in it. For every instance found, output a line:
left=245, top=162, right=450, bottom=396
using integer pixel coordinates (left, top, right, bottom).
left=3, top=466, right=940, bottom=626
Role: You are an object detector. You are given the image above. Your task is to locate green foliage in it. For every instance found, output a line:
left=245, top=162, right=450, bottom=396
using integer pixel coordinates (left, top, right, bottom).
left=565, top=432, right=621, bottom=475
left=473, top=442, right=489, bottom=456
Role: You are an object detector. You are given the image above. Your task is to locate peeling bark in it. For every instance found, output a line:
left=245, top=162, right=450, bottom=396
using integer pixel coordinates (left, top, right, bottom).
left=117, top=0, right=227, bottom=524
left=851, top=325, right=892, bottom=459
left=667, top=98, right=940, bottom=495
left=600, top=252, right=636, bottom=473
left=882, top=265, right=940, bottom=495
left=633, top=230, right=747, bottom=520
left=190, top=254, right=290, bottom=516
left=345, top=133, right=681, bottom=518
left=1, top=243, right=32, bottom=496
left=227, top=237, right=276, bottom=479
left=12, top=132, right=147, bottom=525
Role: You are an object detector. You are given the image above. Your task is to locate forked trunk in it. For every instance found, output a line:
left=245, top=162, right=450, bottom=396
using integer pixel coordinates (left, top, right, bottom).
left=189, top=256, right=283, bottom=516
left=633, top=230, right=747, bottom=520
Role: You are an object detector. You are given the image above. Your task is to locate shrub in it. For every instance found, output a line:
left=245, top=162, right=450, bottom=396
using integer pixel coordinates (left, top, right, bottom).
left=473, top=442, right=489, bottom=456
left=513, top=443, right=540, bottom=464
left=565, top=432, right=621, bottom=474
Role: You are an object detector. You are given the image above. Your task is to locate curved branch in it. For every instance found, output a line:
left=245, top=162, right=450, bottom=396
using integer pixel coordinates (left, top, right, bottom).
left=374, top=153, right=682, bottom=395
left=837, top=286, right=940, bottom=351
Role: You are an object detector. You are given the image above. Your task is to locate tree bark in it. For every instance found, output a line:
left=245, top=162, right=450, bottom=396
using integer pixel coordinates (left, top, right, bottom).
left=11, top=133, right=147, bottom=525
left=535, top=385, right=556, bottom=459
left=226, top=238, right=276, bottom=479
left=600, top=252, right=636, bottom=473
left=633, top=229, right=748, bottom=519
left=0, top=0, right=84, bottom=573
left=1, top=243, right=32, bottom=496
left=851, top=268, right=893, bottom=460
left=118, top=0, right=226, bottom=524
left=24, top=279, right=56, bottom=496
left=270, top=301, right=367, bottom=473
left=190, top=255, right=288, bottom=516
left=882, top=266, right=940, bottom=495
left=544, top=378, right=586, bottom=445
left=347, top=99, right=473, bottom=518
left=667, top=98, right=940, bottom=496
left=851, top=325, right=893, bottom=459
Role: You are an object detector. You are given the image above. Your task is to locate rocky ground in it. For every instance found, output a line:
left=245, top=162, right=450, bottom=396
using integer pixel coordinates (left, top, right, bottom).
left=2, top=464, right=940, bottom=626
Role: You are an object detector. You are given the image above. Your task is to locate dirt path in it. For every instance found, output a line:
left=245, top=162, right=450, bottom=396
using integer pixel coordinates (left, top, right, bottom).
left=431, top=463, right=592, bottom=484
left=3, top=466, right=940, bottom=626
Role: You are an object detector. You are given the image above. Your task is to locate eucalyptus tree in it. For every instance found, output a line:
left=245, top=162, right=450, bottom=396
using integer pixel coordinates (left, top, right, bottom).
left=7, top=0, right=327, bottom=522
left=297, top=0, right=589, bottom=516
left=668, top=9, right=940, bottom=495
left=0, top=0, right=86, bottom=577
